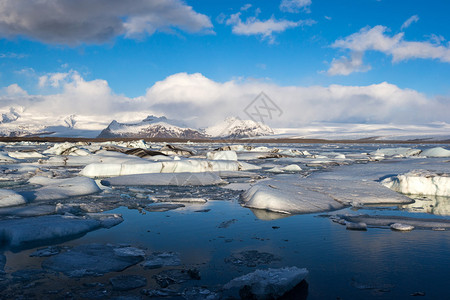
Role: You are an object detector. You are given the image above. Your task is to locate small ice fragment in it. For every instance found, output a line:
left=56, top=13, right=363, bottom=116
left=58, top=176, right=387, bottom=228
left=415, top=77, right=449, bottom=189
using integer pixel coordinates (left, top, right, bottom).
left=223, top=267, right=308, bottom=299
left=346, top=222, right=367, bottom=231
left=390, top=223, right=414, bottom=231
left=206, top=150, right=238, bottom=161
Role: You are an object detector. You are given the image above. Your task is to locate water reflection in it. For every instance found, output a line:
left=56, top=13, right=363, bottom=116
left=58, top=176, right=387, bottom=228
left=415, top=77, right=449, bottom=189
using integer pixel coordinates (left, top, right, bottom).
left=401, top=196, right=450, bottom=216
left=249, top=208, right=291, bottom=220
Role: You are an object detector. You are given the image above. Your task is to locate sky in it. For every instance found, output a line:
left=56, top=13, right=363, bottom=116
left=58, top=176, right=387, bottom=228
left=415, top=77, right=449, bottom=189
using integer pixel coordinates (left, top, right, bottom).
left=0, top=0, right=449, bottom=129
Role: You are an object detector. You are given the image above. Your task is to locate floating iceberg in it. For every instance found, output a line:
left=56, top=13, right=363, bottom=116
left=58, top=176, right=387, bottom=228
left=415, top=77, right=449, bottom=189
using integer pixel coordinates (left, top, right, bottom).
left=21, top=176, right=102, bottom=201
left=42, top=243, right=143, bottom=277
left=101, top=172, right=226, bottom=187
left=336, top=215, right=450, bottom=230
left=241, top=175, right=345, bottom=214
left=419, top=147, right=450, bottom=157
left=370, top=147, right=421, bottom=157
left=0, top=189, right=27, bottom=207
left=0, top=214, right=123, bottom=248
left=206, top=150, right=238, bottom=161
left=382, top=170, right=450, bottom=197
left=224, top=267, right=308, bottom=300
left=80, top=160, right=260, bottom=178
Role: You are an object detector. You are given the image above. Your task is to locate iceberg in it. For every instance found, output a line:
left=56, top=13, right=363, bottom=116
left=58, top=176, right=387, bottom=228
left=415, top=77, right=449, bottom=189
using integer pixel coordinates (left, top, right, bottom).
left=0, top=189, right=27, bottom=207
left=419, top=147, right=450, bottom=157
left=42, top=243, right=143, bottom=277
left=206, top=150, right=238, bottom=161
left=370, top=147, right=421, bottom=157
left=80, top=160, right=260, bottom=178
left=241, top=175, right=345, bottom=214
left=382, top=170, right=450, bottom=197
left=100, top=172, right=226, bottom=187
left=21, top=176, right=102, bottom=201
left=336, top=215, right=450, bottom=230
left=224, top=267, right=308, bottom=300
left=0, top=214, right=123, bottom=248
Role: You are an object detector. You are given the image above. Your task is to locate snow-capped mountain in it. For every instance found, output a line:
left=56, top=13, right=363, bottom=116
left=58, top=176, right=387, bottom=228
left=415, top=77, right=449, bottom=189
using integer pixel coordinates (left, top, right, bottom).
left=97, top=116, right=206, bottom=139
left=205, top=117, right=274, bottom=138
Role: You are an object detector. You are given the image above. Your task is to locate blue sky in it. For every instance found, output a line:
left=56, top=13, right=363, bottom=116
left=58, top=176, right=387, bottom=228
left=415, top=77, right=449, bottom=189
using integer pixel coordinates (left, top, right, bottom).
left=0, top=0, right=449, bottom=127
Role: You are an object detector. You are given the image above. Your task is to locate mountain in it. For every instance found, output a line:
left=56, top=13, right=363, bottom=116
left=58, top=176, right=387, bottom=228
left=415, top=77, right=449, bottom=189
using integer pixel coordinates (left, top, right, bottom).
left=205, top=117, right=274, bottom=138
left=97, top=116, right=206, bottom=139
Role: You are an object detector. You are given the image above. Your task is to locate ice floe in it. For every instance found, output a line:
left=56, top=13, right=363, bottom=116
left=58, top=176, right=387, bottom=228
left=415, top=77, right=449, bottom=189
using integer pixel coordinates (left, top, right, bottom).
left=42, top=243, right=143, bottom=277
left=370, top=147, right=421, bottom=157
left=224, top=267, right=309, bottom=300
left=141, top=252, right=181, bottom=269
left=206, top=150, right=238, bottom=161
left=419, top=147, right=450, bottom=157
left=335, top=215, right=450, bottom=230
left=21, top=176, right=101, bottom=201
left=80, top=160, right=260, bottom=178
left=241, top=175, right=345, bottom=214
left=0, top=214, right=123, bottom=248
left=100, top=172, right=226, bottom=187
left=0, top=189, right=27, bottom=207
left=382, top=170, right=450, bottom=197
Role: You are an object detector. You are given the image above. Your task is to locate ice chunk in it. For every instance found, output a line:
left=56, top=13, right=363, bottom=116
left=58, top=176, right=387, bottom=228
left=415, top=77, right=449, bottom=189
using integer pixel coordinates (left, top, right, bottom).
left=0, top=204, right=56, bottom=217
left=295, top=178, right=413, bottom=205
left=0, top=189, right=27, bottom=207
left=346, top=222, right=367, bottom=231
left=30, top=246, right=61, bottom=257
left=8, top=151, right=45, bottom=159
left=43, top=142, right=91, bottom=156
left=145, top=203, right=185, bottom=212
left=206, top=150, right=238, bottom=161
left=80, top=160, right=260, bottom=178
left=101, top=172, right=226, bottom=187
left=0, top=214, right=123, bottom=248
left=382, top=170, right=450, bottom=196
left=42, top=150, right=149, bottom=166
left=0, top=152, right=18, bottom=163
left=370, top=147, right=421, bottom=157
left=282, top=164, right=302, bottom=172
left=223, top=267, right=308, bottom=300
left=390, top=223, right=414, bottom=231
left=241, top=175, right=345, bottom=214
left=338, top=215, right=450, bottom=230
left=22, top=176, right=101, bottom=201
left=141, top=252, right=181, bottom=269
left=420, top=147, right=450, bottom=157
left=42, top=244, right=143, bottom=277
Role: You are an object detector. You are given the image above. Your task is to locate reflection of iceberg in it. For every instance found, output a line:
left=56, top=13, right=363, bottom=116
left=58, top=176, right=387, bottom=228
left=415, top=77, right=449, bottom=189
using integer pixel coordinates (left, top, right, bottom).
left=401, top=196, right=450, bottom=216
left=249, top=208, right=291, bottom=221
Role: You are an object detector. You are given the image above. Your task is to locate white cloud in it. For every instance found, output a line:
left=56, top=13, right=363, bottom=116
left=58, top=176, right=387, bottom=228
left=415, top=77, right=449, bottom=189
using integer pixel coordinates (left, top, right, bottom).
left=241, top=4, right=252, bottom=11
left=280, top=0, right=312, bottom=13
left=327, top=52, right=371, bottom=76
left=1, top=72, right=449, bottom=128
left=401, top=15, right=419, bottom=30
left=226, top=12, right=314, bottom=43
left=329, top=25, right=450, bottom=75
left=0, top=0, right=213, bottom=45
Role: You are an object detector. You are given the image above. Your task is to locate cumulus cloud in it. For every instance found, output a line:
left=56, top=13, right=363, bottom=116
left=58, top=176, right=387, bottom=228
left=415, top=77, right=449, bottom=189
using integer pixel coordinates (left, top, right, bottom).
left=226, top=12, right=314, bottom=43
left=280, top=0, right=312, bottom=13
left=1, top=72, right=449, bottom=129
left=401, top=15, right=419, bottom=30
left=327, top=52, right=371, bottom=76
left=140, top=73, right=449, bottom=127
left=0, top=0, right=213, bottom=45
left=329, top=25, right=450, bottom=75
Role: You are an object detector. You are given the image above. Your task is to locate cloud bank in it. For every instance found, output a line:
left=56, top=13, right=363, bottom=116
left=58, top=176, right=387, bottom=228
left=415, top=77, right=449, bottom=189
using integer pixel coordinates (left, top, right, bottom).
left=1, top=72, right=449, bottom=129
left=0, top=0, right=213, bottom=45
left=329, top=25, right=450, bottom=75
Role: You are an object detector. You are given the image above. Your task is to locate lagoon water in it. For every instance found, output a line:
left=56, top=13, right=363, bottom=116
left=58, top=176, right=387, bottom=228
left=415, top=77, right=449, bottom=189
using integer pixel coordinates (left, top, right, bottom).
left=1, top=142, right=449, bottom=299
